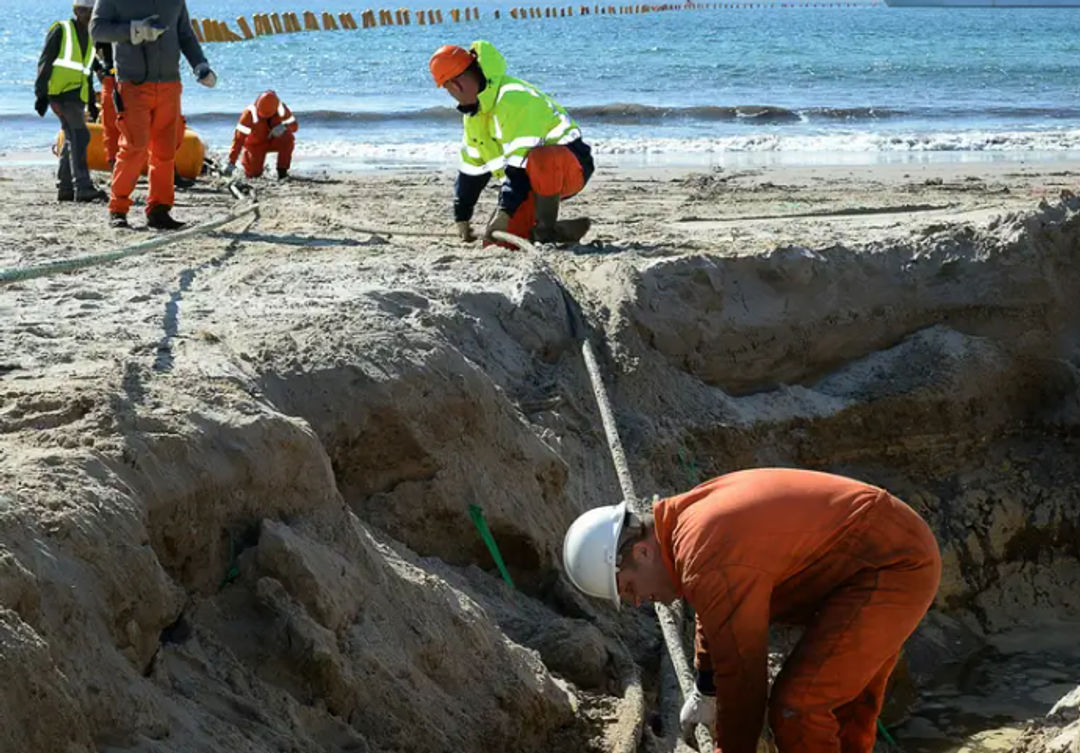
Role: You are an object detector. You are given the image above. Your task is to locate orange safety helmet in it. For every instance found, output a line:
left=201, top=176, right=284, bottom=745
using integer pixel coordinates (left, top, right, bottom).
left=255, top=90, right=280, bottom=118
left=429, top=45, right=474, bottom=88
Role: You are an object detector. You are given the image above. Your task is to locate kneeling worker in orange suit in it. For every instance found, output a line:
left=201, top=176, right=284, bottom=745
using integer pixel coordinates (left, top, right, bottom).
left=429, top=41, right=594, bottom=245
left=90, top=0, right=216, bottom=231
left=563, top=469, right=942, bottom=753
left=223, top=91, right=298, bottom=180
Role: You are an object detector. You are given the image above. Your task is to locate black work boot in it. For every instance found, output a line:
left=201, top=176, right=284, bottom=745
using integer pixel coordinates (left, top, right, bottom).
left=57, top=187, right=75, bottom=202
left=109, top=212, right=130, bottom=229
left=75, top=188, right=109, bottom=203
left=530, top=194, right=591, bottom=244
left=173, top=169, right=195, bottom=189
left=146, top=205, right=185, bottom=231
left=277, top=168, right=289, bottom=180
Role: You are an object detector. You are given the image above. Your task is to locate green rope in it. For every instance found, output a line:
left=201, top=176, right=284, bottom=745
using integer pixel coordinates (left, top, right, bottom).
left=219, top=531, right=240, bottom=590
left=468, top=504, right=515, bottom=588
left=878, top=719, right=900, bottom=749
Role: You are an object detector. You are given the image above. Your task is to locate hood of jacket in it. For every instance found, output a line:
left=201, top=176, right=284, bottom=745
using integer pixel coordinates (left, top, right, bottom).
left=469, top=39, right=506, bottom=113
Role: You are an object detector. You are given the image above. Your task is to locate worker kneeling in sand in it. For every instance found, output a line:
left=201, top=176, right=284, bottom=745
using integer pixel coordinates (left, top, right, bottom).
left=224, top=90, right=298, bottom=180
left=563, top=468, right=942, bottom=753
left=429, top=41, right=594, bottom=245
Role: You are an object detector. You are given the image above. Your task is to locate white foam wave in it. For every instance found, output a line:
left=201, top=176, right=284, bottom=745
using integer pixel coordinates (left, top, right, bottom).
left=285, top=128, right=1080, bottom=168
left=597, top=128, right=1080, bottom=154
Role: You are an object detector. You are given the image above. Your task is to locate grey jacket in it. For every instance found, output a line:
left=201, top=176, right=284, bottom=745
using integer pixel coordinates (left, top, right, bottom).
left=90, top=0, right=207, bottom=84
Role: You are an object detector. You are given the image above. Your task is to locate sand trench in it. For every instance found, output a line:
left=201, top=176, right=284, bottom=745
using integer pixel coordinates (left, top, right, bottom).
left=1, top=164, right=1079, bottom=753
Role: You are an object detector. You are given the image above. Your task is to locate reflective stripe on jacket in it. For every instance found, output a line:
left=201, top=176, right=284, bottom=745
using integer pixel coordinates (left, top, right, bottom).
left=229, top=101, right=298, bottom=164
left=459, top=39, right=581, bottom=180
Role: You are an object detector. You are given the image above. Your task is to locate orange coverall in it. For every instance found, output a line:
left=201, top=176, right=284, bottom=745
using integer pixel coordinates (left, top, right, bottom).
left=505, top=144, right=585, bottom=240
left=110, top=80, right=182, bottom=215
left=100, top=81, right=182, bottom=169
left=653, top=469, right=941, bottom=753
left=228, top=100, right=298, bottom=178
left=100, top=74, right=119, bottom=165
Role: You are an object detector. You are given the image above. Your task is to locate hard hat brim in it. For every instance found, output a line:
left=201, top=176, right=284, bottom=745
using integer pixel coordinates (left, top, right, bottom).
left=562, top=500, right=627, bottom=610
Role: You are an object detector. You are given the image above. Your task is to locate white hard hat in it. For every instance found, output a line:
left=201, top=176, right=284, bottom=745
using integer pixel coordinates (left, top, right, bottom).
left=73, top=0, right=94, bottom=8
left=562, top=500, right=627, bottom=610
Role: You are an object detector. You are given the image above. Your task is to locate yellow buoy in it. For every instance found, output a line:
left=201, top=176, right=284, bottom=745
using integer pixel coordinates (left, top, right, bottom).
left=58, top=122, right=206, bottom=178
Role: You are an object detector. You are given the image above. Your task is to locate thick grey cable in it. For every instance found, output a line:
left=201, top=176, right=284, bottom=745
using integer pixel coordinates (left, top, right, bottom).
left=1, top=200, right=259, bottom=285
left=492, top=229, right=714, bottom=753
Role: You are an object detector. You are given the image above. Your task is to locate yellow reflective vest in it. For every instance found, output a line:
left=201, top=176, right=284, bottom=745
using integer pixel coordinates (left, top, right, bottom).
left=47, top=19, right=93, bottom=103
left=459, top=40, right=582, bottom=181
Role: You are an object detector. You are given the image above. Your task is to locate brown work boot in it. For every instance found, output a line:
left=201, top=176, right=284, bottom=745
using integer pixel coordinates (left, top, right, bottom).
left=553, top=217, right=592, bottom=243
left=530, top=193, right=591, bottom=244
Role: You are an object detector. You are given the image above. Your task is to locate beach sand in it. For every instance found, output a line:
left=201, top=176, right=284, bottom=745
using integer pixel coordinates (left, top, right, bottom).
left=3, top=158, right=1080, bottom=753
left=3, top=158, right=1078, bottom=378
left=4, top=158, right=1079, bottom=270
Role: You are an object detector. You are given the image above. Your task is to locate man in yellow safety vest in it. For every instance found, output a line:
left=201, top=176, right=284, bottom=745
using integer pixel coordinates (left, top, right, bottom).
left=34, top=0, right=107, bottom=203
left=430, top=40, right=594, bottom=246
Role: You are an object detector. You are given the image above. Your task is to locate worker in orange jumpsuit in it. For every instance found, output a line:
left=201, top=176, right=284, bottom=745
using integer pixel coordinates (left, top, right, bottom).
left=562, top=468, right=942, bottom=753
left=90, top=0, right=216, bottom=231
left=93, top=42, right=119, bottom=168
left=94, top=46, right=191, bottom=187
left=223, top=91, right=297, bottom=180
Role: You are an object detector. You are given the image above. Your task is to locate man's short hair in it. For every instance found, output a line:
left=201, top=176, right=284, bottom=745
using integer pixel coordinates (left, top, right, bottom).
left=617, top=507, right=654, bottom=558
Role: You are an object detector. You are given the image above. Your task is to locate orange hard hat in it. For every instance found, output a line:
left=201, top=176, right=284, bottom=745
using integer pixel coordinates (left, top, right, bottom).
left=429, top=45, right=474, bottom=88
left=255, top=90, right=280, bottom=118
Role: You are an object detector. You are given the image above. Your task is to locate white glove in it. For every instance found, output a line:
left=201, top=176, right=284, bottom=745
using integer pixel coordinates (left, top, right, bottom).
left=194, top=62, right=217, bottom=88
left=130, top=16, right=165, bottom=45
left=270, top=123, right=286, bottom=138
left=679, top=688, right=717, bottom=743
left=222, top=162, right=235, bottom=177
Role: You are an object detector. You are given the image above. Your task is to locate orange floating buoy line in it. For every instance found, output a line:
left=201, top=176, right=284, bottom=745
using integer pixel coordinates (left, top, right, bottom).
left=198, top=0, right=830, bottom=42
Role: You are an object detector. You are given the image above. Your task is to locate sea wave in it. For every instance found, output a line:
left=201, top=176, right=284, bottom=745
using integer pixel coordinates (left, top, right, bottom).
left=284, top=128, right=1080, bottom=163
left=189, top=104, right=1080, bottom=126
left=5, top=103, right=1080, bottom=129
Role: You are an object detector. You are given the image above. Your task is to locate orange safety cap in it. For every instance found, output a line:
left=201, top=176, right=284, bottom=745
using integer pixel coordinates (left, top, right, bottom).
left=429, top=45, right=474, bottom=87
left=255, top=90, right=280, bottom=118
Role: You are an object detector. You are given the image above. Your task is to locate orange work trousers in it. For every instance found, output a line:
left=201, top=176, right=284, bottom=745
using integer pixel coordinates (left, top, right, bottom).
left=767, top=495, right=942, bottom=753
left=110, top=80, right=181, bottom=215
left=241, top=132, right=295, bottom=178
left=504, top=145, right=585, bottom=241
left=101, top=75, right=119, bottom=165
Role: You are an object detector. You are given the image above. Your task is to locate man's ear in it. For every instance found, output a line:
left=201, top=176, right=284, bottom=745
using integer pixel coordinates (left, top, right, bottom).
left=631, top=538, right=652, bottom=562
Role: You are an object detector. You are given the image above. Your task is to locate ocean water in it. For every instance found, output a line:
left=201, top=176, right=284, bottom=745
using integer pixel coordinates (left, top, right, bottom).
left=4, top=0, right=1080, bottom=168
